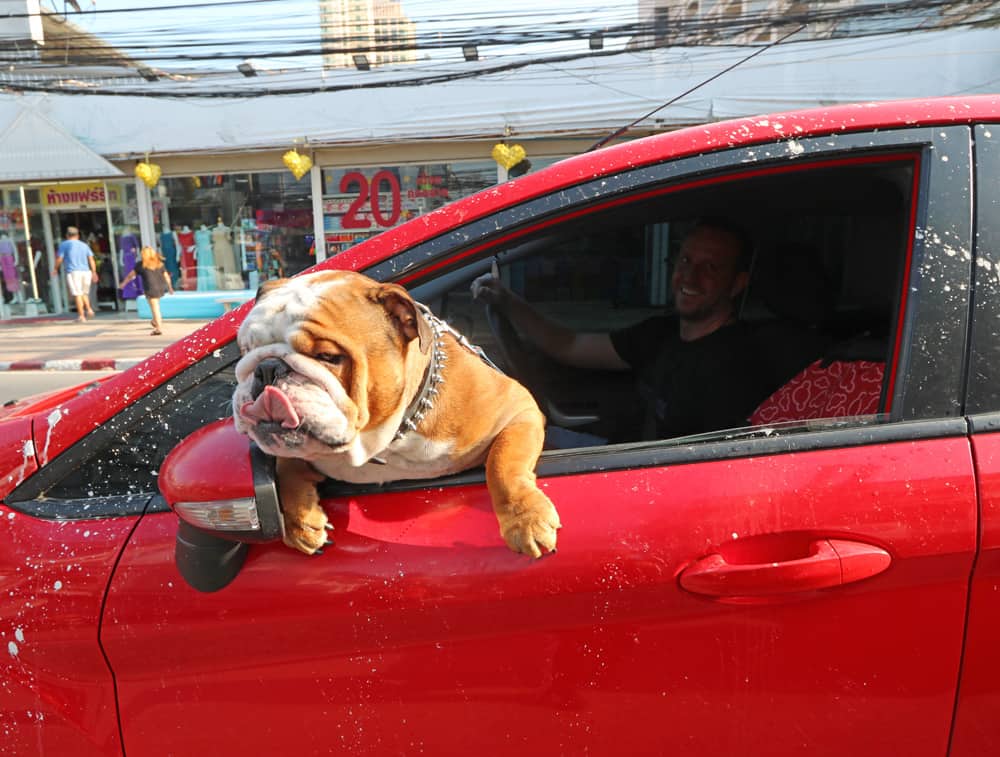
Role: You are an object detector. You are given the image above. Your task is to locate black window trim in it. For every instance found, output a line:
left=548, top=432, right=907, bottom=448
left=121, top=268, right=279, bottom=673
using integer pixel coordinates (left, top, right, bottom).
left=964, top=123, right=1000, bottom=415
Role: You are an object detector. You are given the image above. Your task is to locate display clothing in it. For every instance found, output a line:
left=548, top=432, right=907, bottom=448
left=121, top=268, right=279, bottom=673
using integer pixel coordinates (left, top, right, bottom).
left=133, top=261, right=169, bottom=299
left=211, top=224, right=240, bottom=287
left=0, top=237, right=19, bottom=295
left=194, top=226, right=217, bottom=290
left=610, top=315, right=772, bottom=439
left=262, top=251, right=283, bottom=281
left=119, top=233, right=142, bottom=299
left=160, top=230, right=180, bottom=283
left=177, top=228, right=196, bottom=290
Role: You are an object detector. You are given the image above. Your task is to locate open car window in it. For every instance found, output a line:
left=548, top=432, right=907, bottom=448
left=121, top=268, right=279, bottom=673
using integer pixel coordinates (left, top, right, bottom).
left=428, top=154, right=916, bottom=448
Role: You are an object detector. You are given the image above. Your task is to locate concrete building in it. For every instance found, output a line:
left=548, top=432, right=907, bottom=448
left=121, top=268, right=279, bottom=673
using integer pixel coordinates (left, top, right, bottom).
left=630, top=0, right=1000, bottom=47
left=319, top=0, right=416, bottom=70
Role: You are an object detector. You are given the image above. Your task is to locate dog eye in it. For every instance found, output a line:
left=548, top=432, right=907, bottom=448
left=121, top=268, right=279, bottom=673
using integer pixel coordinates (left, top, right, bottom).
left=316, top=353, right=345, bottom=366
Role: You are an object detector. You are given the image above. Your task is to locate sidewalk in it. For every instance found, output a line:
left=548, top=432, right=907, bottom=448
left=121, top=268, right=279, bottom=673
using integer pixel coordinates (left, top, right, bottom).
left=0, top=310, right=213, bottom=371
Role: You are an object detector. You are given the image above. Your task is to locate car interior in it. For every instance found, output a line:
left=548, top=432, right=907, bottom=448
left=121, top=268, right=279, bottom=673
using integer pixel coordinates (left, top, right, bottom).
left=420, top=156, right=914, bottom=448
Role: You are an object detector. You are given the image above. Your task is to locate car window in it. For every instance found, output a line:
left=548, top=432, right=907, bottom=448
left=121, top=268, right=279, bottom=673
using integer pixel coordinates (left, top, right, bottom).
left=432, top=156, right=915, bottom=447
left=44, top=366, right=239, bottom=500
left=6, top=349, right=240, bottom=514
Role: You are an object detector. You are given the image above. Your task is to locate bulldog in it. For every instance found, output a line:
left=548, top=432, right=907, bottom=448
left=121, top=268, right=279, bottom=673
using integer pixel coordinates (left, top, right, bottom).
left=232, top=270, right=561, bottom=558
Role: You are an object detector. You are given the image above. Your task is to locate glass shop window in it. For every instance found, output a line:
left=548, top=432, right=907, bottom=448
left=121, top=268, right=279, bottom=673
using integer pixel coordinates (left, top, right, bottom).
left=157, top=171, right=315, bottom=292
left=320, top=161, right=499, bottom=257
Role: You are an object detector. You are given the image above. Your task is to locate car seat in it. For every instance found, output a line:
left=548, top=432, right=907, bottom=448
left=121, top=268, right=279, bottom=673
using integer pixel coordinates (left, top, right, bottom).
left=750, top=332, right=886, bottom=425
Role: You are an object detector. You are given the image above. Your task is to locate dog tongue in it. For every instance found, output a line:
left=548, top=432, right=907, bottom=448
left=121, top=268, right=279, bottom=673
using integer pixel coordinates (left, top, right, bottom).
left=241, top=385, right=301, bottom=429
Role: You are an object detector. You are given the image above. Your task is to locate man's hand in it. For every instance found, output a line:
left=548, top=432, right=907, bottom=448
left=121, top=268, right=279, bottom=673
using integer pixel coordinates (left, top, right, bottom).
left=470, top=272, right=507, bottom=307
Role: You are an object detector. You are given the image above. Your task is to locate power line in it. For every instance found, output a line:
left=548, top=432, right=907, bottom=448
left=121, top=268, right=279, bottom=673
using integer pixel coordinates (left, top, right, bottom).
left=1, top=0, right=996, bottom=96
left=588, top=23, right=807, bottom=151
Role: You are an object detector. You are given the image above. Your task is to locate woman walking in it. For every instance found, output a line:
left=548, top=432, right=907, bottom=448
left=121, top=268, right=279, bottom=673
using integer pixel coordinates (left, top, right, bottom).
left=119, top=246, right=174, bottom=335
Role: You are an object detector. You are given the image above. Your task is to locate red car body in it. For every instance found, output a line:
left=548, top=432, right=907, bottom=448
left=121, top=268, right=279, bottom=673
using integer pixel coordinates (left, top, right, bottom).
left=3, top=95, right=1000, bottom=755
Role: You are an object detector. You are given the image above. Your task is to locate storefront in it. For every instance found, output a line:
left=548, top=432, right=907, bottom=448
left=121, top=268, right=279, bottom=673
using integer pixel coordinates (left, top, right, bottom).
left=0, top=107, right=128, bottom=319
left=0, top=99, right=580, bottom=319
left=40, top=181, right=137, bottom=313
left=143, top=153, right=560, bottom=295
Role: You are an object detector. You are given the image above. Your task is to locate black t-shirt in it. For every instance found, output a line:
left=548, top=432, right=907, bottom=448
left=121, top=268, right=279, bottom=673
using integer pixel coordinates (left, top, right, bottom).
left=134, top=261, right=168, bottom=298
left=610, top=315, right=772, bottom=439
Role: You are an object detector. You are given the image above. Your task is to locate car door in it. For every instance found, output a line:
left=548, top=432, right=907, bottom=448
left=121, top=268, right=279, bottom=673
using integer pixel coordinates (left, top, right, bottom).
left=0, top=418, right=129, bottom=757
left=95, top=125, right=976, bottom=757
left=951, top=122, right=1000, bottom=756
left=0, top=357, right=240, bottom=756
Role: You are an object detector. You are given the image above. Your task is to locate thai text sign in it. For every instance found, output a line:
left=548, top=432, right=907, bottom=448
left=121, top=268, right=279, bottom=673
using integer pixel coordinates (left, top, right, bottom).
left=41, top=182, right=123, bottom=209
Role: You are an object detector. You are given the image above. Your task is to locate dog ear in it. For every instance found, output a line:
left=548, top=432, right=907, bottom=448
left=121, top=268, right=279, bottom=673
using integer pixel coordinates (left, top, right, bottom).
left=377, top=283, right=432, bottom=354
left=255, top=278, right=287, bottom=301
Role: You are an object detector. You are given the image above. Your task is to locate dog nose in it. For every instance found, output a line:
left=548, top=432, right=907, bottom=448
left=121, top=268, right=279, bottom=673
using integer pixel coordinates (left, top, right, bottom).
left=251, top=358, right=289, bottom=398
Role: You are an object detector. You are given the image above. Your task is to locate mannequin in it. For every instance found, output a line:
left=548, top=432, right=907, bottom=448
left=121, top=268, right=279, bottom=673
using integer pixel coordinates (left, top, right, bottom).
left=177, top=224, right=196, bottom=290
left=195, top=223, right=217, bottom=290
left=160, top=225, right=180, bottom=285
left=0, top=233, right=20, bottom=304
left=119, top=226, right=142, bottom=300
left=212, top=216, right=239, bottom=288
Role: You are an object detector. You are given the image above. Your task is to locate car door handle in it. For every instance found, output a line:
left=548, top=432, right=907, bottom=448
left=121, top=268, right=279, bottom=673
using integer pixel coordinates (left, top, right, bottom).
left=679, top=538, right=891, bottom=598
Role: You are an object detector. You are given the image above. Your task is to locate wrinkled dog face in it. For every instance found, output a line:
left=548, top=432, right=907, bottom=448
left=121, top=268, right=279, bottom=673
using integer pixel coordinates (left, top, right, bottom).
left=233, top=272, right=364, bottom=461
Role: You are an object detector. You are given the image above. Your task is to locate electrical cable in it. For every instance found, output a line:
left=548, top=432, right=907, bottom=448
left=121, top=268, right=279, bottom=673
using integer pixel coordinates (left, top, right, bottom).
left=587, top=23, right=807, bottom=151
left=0, top=0, right=995, bottom=97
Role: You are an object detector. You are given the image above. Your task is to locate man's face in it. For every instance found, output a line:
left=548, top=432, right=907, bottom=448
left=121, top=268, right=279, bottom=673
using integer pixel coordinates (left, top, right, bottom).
left=670, top=227, right=748, bottom=322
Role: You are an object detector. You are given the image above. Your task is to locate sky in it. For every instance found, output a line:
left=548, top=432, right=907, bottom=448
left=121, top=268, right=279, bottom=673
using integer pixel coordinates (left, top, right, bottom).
left=43, top=0, right=637, bottom=72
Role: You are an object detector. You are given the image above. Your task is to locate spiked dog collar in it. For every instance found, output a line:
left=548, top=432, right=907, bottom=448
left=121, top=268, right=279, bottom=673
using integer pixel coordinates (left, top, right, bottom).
left=369, top=303, right=500, bottom=465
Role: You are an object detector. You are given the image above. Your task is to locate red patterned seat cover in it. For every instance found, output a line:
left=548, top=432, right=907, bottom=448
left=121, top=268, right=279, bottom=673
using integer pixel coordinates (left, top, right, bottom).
left=750, top=359, right=884, bottom=425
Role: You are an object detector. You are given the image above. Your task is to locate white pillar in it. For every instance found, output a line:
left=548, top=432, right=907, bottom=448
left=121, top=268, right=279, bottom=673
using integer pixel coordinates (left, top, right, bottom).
left=310, top=161, right=326, bottom=263
left=18, top=186, right=40, bottom=305
left=133, top=175, right=156, bottom=251
left=41, top=208, right=63, bottom=313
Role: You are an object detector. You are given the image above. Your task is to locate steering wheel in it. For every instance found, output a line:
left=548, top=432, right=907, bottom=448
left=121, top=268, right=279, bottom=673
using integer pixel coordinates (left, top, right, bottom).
left=485, top=304, right=598, bottom=429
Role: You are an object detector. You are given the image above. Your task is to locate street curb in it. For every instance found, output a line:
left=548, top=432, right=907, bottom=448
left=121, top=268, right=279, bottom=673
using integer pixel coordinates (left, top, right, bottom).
left=0, top=359, right=141, bottom=372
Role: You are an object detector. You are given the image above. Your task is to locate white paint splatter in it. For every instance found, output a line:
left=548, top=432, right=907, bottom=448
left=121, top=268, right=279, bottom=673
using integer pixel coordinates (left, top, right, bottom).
left=14, top=629, right=24, bottom=643
left=7, top=641, right=17, bottom=657
left=40, top=408, right=66, bottom=465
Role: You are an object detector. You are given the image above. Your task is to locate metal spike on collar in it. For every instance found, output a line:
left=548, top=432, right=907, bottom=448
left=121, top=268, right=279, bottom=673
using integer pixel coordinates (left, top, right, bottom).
left=391, top=316, right=446, bottom=444
left=384, top=304, right=500, bottom=450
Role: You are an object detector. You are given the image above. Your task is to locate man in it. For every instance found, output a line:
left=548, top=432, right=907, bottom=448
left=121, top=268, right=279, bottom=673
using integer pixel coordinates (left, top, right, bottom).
left=54, top=227, right=98, bottom=322
left=472, top=218, right=773, bottom=440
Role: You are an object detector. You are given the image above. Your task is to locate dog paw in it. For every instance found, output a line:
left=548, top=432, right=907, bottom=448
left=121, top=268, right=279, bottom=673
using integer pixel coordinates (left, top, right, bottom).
left=282, top=510, right=333, bottom=555
left=497, top=490, right=561, bottom=559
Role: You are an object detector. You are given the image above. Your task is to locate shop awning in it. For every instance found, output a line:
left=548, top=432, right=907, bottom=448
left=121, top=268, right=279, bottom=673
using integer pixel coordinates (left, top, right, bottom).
left=0, top=107, right=124, bottom=182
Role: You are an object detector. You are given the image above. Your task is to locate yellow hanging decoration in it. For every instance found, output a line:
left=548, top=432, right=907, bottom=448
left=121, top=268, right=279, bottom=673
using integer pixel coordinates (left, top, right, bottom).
left=491, top=143, right=526, bottom=171
left=282, top=149, right=313, bottom=181
left=135, top=160, right=162, bottom=188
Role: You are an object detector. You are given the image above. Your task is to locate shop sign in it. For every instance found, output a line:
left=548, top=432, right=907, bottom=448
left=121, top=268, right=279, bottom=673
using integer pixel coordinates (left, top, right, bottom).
left=42, top=182, right=123, bottom=209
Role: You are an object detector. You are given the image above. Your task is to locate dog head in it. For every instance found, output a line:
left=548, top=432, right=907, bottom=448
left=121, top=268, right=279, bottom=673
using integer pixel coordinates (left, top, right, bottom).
left=232, top=270, right=432, bottom=466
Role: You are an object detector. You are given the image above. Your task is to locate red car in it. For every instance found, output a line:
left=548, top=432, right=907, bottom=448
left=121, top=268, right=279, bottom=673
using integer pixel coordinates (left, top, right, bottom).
left=4, top=95, right=1000, bottom=756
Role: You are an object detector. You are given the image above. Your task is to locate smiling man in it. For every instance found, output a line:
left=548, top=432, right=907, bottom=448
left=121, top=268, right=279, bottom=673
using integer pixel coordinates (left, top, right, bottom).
left=472, top=218, right=773, bottom=439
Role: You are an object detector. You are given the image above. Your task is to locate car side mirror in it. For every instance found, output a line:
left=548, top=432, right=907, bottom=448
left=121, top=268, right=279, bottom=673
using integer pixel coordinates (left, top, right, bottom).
left=159, top=419, right=284, bottom=591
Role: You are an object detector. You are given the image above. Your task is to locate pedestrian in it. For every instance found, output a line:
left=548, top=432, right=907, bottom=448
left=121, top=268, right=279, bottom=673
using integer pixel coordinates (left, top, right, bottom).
left=119, top=246, right=175, bottom=335
left=53, top=226, right=98, bottom=323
